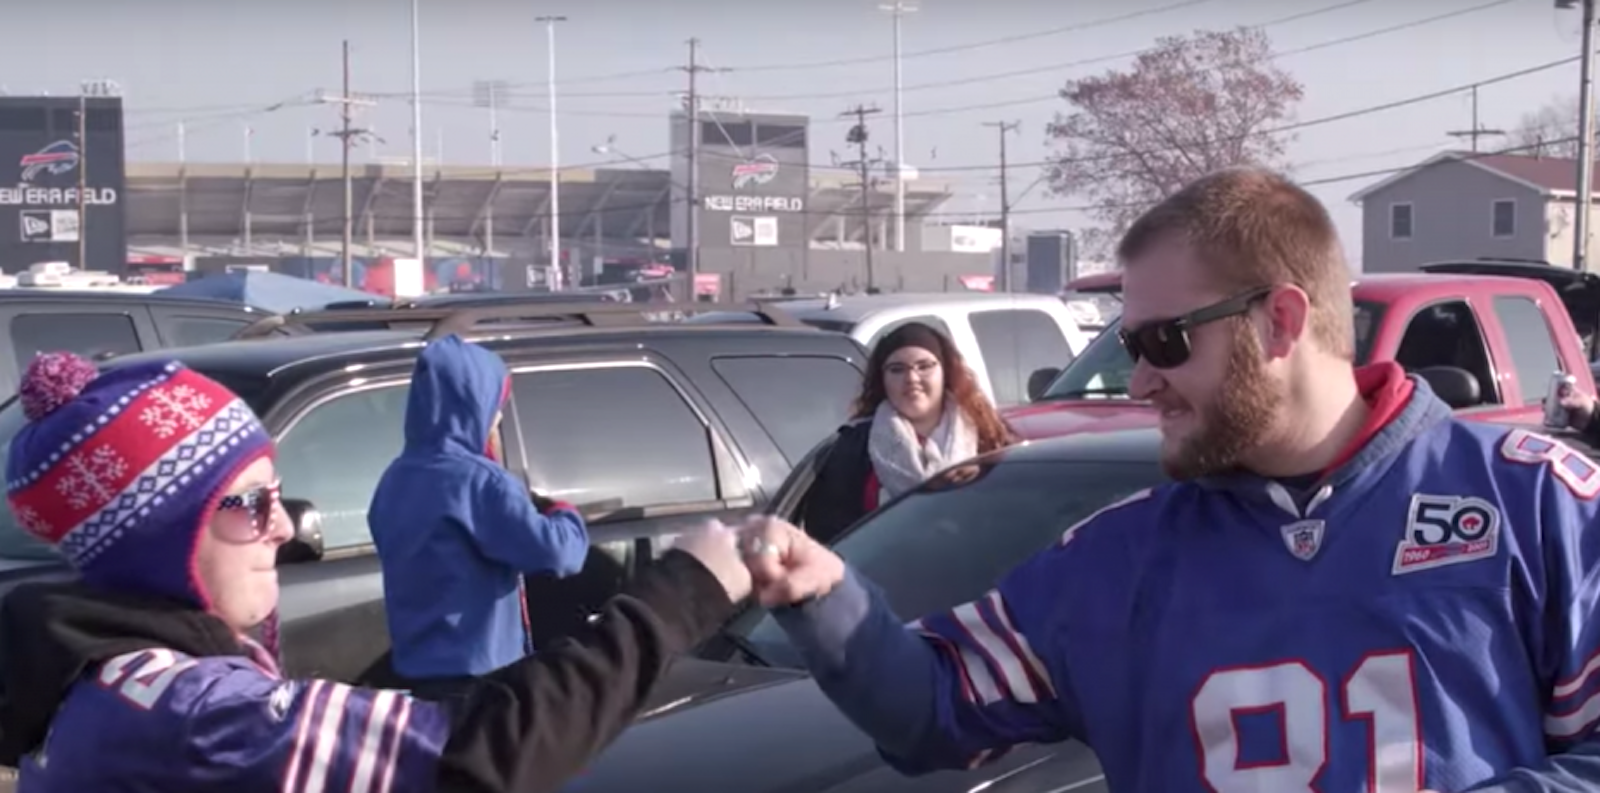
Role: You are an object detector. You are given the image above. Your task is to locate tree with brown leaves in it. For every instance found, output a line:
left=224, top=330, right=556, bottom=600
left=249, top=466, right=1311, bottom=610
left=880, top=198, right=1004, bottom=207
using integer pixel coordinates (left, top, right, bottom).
left=1046, top=28, right=1304, bottom=251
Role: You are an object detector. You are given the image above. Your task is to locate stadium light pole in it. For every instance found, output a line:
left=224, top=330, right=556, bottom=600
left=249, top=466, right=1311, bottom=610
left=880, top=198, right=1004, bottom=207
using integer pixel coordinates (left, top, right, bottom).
left=539, top=15, right=567, bottom=289
left=410, top=0, right=426, bottom=264
left=880, top=2, right=916, bottom=253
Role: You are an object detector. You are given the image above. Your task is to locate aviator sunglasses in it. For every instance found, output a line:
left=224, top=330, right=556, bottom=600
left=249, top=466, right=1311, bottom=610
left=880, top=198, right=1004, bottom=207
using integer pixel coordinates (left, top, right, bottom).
left=1117, top=285, right=1275, bottom=369
left=214, top=480, right=282, bottom=543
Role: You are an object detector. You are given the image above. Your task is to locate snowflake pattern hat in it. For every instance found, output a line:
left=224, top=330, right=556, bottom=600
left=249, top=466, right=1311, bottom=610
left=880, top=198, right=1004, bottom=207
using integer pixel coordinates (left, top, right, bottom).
left=5, top=352, right=273, bottom=606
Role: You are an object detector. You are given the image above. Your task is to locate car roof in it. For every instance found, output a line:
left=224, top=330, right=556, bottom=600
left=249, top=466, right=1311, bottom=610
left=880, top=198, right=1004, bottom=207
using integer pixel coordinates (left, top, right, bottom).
left=0, top=289, right=271, bottom=313
left=773, top=292, right=1067, bottom=324
left=987, top=426, right=1162, bottom=465
left=106, top=321, right=859, bottom=381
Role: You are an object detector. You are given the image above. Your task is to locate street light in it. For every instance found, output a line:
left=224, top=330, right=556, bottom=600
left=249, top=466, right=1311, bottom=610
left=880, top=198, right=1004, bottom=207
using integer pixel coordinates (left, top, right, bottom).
left=538, top=15, right=567, bottom=289
left=880, top=1, right=917, bottom=253
left=1561, top=0, right=1597, bottom=271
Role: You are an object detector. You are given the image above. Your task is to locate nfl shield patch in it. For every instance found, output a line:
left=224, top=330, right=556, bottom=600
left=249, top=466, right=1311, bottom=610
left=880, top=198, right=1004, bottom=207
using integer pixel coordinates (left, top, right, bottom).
left=1280, top=519, right=1325, bottom=561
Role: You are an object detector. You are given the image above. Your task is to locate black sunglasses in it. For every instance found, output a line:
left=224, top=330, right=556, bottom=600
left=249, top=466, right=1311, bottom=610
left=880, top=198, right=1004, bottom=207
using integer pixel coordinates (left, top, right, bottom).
left=1118, top=286, right=1275, bottom=369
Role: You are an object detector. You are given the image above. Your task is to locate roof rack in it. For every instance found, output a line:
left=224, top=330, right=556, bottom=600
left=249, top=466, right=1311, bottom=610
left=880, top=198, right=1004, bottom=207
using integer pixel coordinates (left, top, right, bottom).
left=229, top=300, right=800, bottom=341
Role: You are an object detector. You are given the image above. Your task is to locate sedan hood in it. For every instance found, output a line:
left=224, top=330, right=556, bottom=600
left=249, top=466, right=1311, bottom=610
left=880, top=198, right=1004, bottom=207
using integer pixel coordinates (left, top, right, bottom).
left=570, top=662, right=1106, bottom=793
left=1003, top=401, right=1158, bottom=441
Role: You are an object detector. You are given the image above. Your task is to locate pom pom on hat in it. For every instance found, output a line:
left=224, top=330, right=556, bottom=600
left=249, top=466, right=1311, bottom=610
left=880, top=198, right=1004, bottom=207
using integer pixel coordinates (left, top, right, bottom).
left=19, top=352, right=99, bottom=422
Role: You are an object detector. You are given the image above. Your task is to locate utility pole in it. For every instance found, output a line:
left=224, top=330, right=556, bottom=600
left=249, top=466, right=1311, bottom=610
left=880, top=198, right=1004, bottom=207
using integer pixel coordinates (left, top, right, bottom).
left=318, top=40, right=376, bottom=287
left=880, top=1, right=916, bottom=252
left=75, top=93, right=88, bottom=270
left=842, top=104, right=883, bottom=291
left=984, top=120, right=1020, bottom=292
left=1564, top=0, right=1600, bottom=271
left=1445, top=85, right=1506, bottom=153
left=676, top=37, right=717, bottom=284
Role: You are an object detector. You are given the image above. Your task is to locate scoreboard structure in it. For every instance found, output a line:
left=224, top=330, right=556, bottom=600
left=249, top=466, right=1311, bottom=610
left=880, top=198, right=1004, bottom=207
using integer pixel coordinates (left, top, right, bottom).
left=0, top=95, right=127, bottom=274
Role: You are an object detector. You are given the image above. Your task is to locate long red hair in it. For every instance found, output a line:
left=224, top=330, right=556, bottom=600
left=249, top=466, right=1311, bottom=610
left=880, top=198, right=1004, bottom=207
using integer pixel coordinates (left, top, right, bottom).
left=851, top=322, right=1016, bottom=452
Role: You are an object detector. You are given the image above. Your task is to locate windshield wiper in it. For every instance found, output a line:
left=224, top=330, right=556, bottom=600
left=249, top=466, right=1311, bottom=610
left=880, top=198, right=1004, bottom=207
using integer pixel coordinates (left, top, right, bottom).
left=717, top=628, right=771, bottom=667
left=1044, top=387, right=1128, bottom=400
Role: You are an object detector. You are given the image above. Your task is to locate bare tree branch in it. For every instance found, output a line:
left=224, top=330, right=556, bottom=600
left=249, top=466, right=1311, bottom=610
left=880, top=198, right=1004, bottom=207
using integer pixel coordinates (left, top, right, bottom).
left=1509, top=95, right=1582, bottom=159
left=1045, top=27, right=1304, bottom=244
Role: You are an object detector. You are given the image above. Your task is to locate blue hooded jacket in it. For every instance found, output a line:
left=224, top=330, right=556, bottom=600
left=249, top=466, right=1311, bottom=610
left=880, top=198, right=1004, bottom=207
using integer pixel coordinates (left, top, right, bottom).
left=367, top=335, right=588, bottom=679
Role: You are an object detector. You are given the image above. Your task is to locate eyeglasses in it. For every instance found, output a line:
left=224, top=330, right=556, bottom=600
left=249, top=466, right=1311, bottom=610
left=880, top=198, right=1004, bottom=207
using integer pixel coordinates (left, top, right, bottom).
left=215, top=480, right=281, bottom=542
left=884, top=360, right=940, bottom=378
left=1117, top=286, right=1275, bottom=369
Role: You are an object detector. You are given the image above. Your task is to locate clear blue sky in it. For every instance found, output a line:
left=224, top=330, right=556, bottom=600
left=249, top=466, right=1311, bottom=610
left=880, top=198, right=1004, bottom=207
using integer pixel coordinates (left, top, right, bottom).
left=0, top=0, right=1586, bottom=267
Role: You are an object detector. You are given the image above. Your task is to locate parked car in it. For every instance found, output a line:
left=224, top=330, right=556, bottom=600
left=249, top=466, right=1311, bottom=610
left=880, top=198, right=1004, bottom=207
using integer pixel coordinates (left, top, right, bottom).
left=0, top=300, right=871, bottom=685
left=568, top=429, right=1169, bottom=793
left=1009, top=261, right=1600, bottom=439
left=686, top=292, right=1091, bottom=407
left=0, top=290, right=275, bottom=396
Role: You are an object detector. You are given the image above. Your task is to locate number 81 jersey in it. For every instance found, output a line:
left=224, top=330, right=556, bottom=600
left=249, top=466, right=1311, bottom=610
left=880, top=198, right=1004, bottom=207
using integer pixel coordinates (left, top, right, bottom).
left=926, top=417, right=1600, bottom=793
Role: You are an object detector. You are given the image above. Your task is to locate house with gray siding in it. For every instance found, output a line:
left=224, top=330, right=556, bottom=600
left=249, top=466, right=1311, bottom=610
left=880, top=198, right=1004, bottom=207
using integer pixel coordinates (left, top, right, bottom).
left=1348, top=151, right=1599, bottom=273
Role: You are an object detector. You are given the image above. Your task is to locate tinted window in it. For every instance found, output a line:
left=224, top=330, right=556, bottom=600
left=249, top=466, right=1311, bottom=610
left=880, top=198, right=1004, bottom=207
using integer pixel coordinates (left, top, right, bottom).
left=1393, top=300, right=1500, bottom=405
left=512, top=366, right=717, bottom=508
left=1492, top=200, right=1517, bottom=238
left=1492, top=295, right=1563, bottom=405
left=0, top=400, right=52, bottom=560
left=11, top=313, right=141, bottom=372
left=743, top=457, right=1165, bottom=666
left=276, top=384, right=410, bottom=548
left=712, top=356, right=862, bottom=463
left=969, top=309, right=1072, bottom=406
left=164, top=316, right=251, bottom=348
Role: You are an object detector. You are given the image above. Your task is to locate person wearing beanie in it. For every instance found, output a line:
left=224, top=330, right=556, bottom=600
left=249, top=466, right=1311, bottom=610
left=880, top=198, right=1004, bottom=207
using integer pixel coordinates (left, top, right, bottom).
left=796, top=322, right=1017, bottom=543
left=0, top=351, right=756, bottom=793
left=366, top=335, right=588, bottom=701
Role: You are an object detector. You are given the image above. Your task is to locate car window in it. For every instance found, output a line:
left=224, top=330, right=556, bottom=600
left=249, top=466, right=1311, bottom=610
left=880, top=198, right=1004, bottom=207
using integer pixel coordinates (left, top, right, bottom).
left=1491, top=295, right=1563, bottom=405
left=164, top=316, right=251, bottom=348
left=711, top=356, right=862, bottom=464
left=0, top=398, right=53, bottom=561
left=743, top=457, right=1166, bottom=667
left=276, top=384, right=410, bottom=549
left=968, top=309, right=1072, bottom=406
left=1040, top=300, right=1385, bottom=402
left=512, top=365, right=717, bottom=508
left=11, top=313, right=142, bottom=373
left=1393, top=300, right=1500, bottom=405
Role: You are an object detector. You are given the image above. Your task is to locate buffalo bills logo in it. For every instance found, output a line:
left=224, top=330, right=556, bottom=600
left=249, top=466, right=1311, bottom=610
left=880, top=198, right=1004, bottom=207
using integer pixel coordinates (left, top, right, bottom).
left=20, top=141, right=80, bottom=182
left=731, top=154, right=779, bottom=189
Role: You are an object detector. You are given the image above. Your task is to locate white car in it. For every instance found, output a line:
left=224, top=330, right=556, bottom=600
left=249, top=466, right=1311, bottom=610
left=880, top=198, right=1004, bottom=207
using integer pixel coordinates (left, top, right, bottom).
left=694, top=292, right=1090, bottom=407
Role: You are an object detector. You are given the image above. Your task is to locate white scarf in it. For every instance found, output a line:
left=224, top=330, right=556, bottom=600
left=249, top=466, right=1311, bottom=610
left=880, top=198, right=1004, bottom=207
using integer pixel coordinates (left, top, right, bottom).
left=867, top=399, right=979, bottom=501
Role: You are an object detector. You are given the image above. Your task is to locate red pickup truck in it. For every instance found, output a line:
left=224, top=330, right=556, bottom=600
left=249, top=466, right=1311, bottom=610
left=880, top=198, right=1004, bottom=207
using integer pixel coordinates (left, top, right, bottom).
left=1008, top=261, right=1600, bottom=439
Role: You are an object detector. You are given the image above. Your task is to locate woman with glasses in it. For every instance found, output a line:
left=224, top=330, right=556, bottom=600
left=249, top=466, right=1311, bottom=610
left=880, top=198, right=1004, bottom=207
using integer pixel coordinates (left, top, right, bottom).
left=0, top=352, right=753, bottom=793
left=797, top=322, right=1016, bottom=543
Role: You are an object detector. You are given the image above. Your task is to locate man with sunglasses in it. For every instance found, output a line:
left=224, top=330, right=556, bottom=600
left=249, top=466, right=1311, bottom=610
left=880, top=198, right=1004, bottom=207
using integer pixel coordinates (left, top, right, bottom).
left=735, top=168, right=1600, bottom=791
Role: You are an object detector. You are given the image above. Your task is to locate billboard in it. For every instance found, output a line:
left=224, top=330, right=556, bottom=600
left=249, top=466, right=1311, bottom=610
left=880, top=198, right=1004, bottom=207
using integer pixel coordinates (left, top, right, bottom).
left=0, top=97, right=127, bottom=274
left=670, top=109, right=810, bottom=253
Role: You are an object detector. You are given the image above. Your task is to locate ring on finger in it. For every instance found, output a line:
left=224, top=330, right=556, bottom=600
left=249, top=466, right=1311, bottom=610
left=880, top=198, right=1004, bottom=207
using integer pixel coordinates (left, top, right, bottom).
left=743, top=536, right=781, bottom=557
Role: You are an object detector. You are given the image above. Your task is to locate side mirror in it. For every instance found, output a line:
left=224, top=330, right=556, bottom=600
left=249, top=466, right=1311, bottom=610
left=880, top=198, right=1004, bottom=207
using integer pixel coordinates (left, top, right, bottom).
left=277, top=498, right=325, bottom=565
left=1026, top=367, right=1061, bottom=401
left=1414, top=365, right=1481, bottom=410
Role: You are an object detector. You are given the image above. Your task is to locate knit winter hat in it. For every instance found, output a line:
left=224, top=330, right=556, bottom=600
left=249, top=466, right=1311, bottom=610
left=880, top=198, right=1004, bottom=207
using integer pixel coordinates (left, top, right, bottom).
left=5, top=353, right=273, bottom=607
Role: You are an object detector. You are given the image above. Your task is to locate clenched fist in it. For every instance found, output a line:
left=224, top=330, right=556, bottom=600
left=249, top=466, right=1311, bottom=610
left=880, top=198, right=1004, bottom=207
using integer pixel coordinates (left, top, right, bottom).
left=670, top=520, right=753, bottom=603
left=736, top=516, right=846, bottom=608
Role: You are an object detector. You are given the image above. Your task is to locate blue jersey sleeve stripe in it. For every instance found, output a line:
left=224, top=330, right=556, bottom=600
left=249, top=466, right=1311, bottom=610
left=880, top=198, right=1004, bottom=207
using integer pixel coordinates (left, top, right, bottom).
left=373, top=695, right=416, bottom=793
left=980, top=590, right=1057, bottom=701
left=346, top=690, right=400, bottom=793
left=1553, top=649, right=1600, bottom=701
left=300, top=681, right=355, bottom=793
left=950, top=601, right=1030, bottom=703
left=912, top=627, right=980, bottom=703
left=280, top=680, right=330, bottom=793
left=1544, top=695, right=1600, bottom=741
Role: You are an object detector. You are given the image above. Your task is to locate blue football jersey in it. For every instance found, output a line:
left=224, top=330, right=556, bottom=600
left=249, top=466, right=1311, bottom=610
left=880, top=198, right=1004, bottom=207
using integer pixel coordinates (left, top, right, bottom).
left=16, top=648, right=452, bottom=792
left=777, top=374, right=1600, bottom=792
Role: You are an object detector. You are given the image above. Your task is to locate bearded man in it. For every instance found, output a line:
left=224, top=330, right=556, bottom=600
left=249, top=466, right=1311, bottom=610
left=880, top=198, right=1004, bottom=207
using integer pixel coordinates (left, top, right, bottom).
left=735, top=168, right=1600, bottom=792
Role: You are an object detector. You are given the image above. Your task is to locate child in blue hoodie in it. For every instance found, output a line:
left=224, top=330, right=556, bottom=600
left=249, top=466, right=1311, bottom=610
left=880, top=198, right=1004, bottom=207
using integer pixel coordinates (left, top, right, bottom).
left=367, top=334, right=589, bottom=699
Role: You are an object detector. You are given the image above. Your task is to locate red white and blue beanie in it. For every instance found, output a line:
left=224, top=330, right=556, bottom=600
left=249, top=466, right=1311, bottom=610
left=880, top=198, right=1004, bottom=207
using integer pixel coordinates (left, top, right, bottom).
left=4, top=352, right=273, bottom=607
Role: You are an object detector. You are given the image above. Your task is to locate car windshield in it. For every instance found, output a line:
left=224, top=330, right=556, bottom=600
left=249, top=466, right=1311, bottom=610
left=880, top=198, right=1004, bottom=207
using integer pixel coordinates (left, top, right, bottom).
left=1038, top=299, right=1384, bottom=401
left=741, top=456, right=1166, bottom=668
